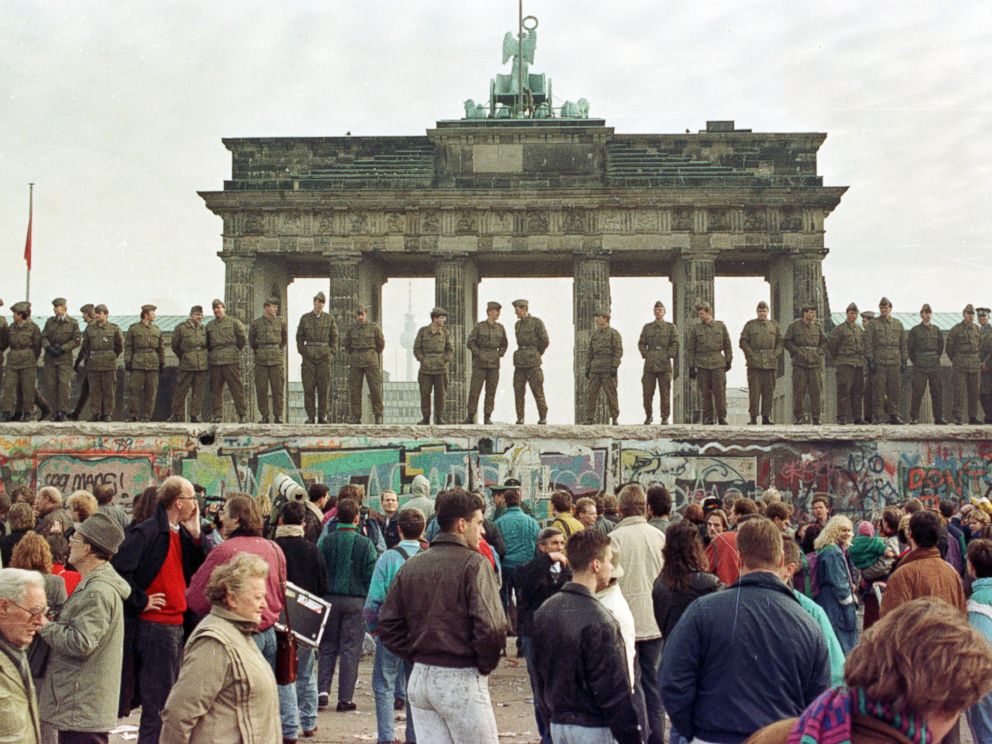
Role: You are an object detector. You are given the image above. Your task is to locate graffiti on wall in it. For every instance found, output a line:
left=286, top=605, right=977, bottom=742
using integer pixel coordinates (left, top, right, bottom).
left=1, top=430, right=991, bottom=520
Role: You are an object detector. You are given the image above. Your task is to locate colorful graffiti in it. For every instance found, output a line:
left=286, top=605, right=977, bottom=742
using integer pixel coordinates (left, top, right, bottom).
left=1, top=429, right=990, bottom=519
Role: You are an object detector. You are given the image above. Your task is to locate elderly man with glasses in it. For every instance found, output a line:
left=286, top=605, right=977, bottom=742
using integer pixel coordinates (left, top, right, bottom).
left=0, top=567, right=48, bottom=744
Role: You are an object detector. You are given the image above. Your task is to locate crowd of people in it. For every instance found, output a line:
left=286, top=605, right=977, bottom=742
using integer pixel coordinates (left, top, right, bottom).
left=1, top=474, right=992, bottom=743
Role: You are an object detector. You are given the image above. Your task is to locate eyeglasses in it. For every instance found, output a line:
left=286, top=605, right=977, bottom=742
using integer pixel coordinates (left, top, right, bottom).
left=8, top=601, right=50, bottom=621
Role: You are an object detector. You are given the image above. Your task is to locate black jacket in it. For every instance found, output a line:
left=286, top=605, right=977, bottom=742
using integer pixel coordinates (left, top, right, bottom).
left=532, top=583, right=643, bottom=743
left=111, top=504, right=207, bottom=616
left=275, top=534, right=329, bottom=597
left=651, top=570, right=723, bottom=639
left=514, top=552, right=571, bottom=637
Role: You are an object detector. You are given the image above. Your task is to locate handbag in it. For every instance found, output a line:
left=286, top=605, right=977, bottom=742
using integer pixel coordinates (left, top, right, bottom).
left=274, top=578, right=298, bottom=685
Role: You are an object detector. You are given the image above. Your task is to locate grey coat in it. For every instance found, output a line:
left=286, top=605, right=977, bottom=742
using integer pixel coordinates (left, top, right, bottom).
left=38, top=562, right=131, bottom=732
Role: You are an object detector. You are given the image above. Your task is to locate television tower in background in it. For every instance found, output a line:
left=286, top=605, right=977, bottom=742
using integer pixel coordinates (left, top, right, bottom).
left=399, top=281, right=417, bottom=381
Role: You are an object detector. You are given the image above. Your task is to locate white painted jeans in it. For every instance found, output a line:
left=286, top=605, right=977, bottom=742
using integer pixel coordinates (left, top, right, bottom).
left=407, top=662, right=500, bottom=744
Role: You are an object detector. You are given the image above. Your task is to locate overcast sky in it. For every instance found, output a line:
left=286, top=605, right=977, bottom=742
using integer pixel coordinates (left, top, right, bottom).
left=2, top=1, right=991, bottom=423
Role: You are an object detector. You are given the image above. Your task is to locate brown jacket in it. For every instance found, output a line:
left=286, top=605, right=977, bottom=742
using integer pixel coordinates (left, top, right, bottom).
left=378, top=533, right=507, bottom=674
left=747, top=714, right=916, bottom=744
left=879, top=547, right=966, bottom=617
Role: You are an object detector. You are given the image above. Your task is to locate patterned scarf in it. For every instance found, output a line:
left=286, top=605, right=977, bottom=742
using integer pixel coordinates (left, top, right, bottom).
left=787, top=686, right=933, bottom=744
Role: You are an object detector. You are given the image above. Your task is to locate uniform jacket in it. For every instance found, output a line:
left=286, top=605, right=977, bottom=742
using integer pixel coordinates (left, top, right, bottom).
left=687, top=320, right=732, bottom=370
left=514, top=552, right=572, bottom=637
left=38, top=562, right=131, bottom=732
left=0, top=637, right=40, bottom=744
left=514, top=315, right=549, bottom=368
left=205, top=315, right=247, bottom=366
left=660, top=572, right=830, bottom=744
left=5, top=319, right=42, bottom=369
left=344, top=321, right=385, bottom=368
left=532, top=584, right=642, bottom=742
left=413, top=325, right=453, bottom=374
left=159, top=606, right=280, bottom=744
left=171, top=319, right=208, bottom=371
left=379, top=532, right=508, bottom=674
left=865, top=315, right=908, bottom=366
left=784, top=319, right=827, bottom=368
left=81, top=320, right=124, bottom=372
left=639, top=319, right=679, bottom=373
left=610, top=516, right=666, bottom=640
left=467, top=320, right=508, bottom=369
left=41, top=315, right=80, bottom=367
left=982, top=323, right=992, bottom=371
left=296, top=311, right=338, bottom=362
left=494, top=506, right=541, bottom=569
left=586, top=326, right=623, bottom=373
left=945, top=321, right=983, bottom=371
left=829, top=320, right=866, bottom=367
left=125, top=321, right=165, bottom=371
left=740, top=318, right=783, bottom=370
left=907, top=322, right=944, bottom=370
left=0, top=317, right=8, bottom=368
left=879, top=546, right=967, bottom=617
left=248, top=315, right=287, bottom=366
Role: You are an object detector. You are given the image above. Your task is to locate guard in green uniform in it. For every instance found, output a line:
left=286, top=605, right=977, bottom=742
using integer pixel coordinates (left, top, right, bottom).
left=41, top=297, right=81, bottom=421
left=584, top=309, right=623, bottom=425
left=865, top=296, right=908, bottom=424
left=466, top=301, right=508, bottom=425
left=206, top=299, right=248, bottom=423
left=0, top=302, right=42, bottom=421
left=739, top=300, right=782, bottom=425
left=907, top=303, right=945, bottom=425
left=296, top=291, right=338, bottom=424
left=125, top=304, right=165, bottom=422
left=68, top=303, right=96, bottom=420
left=512, top=299, right=549, bottom=425
left=784, top=305, right=827, bottom=425
left=979, top=307, right=992, bottom=423
left=170, top=305, right=208, bottom=422
left=80, top=304, right=124, bottom=421
left=249, top=297, right=287, bottom=424
left=686, top=301, right=732, bottom=425
left=344, top=306, right=385, bottom=424
left=414, top=307, right=453, bottom=424
left=638, top=301, right=679, bottom=425
left=946, top=304, right=983, bottom=424
left=829, top=303, right=866, bottom=425
left=860, top=310, right=876, bottom=423
left=0, top=299, right=7, bottom=404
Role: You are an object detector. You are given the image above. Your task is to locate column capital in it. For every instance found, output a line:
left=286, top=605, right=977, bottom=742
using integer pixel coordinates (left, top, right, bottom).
left=430, top=252, right=474, bottom=262
left=675, top=246, right=718, bottom=262
left=572, top=247, right=612, bottom=260
left=788, top=247, right=829, bottom=260
left=325, top=251, right=362, bottom=266
left=219, top=251, right=258, bottom=263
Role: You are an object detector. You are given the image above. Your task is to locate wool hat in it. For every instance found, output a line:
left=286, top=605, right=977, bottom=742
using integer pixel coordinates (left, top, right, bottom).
left=356, top=305, right=368, bottom=315
left=489, top=477, right=521, bottom=492
left=594, top=308, right=610, bottom=318
left=76, top=513, right=126, bottom=556
left=856, top=520, right=875, bottom=537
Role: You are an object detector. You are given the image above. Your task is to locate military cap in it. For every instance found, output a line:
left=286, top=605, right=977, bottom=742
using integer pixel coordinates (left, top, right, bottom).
left=211, top=298, right=225, bottom=309
left=800, top=304, right=816, bottom=313
left=846, top=302, right=859, bottom=313
left=879, top=296, right=892, bottom=308
left=430, top=306, right=448, bottom=318
left=11, top=301, right=29, bottom=315
left=594, top=308, right=611, bottom=318
left=654, top=301, right=665, bottom=309
left=486, top=301, right=502, bottom=312
left=511, top=299, right=529, bottom=309
left=141, top=304, right=157, bottom=313
left=79, top=303, right=94, bottom=314
left=964, top=304, right=976, bottom=314
left=313, top=291, right=326, bottom=302
left=190, top=305, right=204, bottom=315
left=861, top=310, right=876, bottom=320
left=52, top=297, right=67, bottom=308
left=978, top=307, right=991, bottom=317
left=920, top=303, right=932, bottom=314
left=695, top=300, right=711, bottom=312
left=355, top=305, right=368, bottom=315
left=489, top=477, right=521, bottom=492
left=756, top=301, right=769, bottom=310
left=263, top=297, right=279, bottom=307
left=94, top=304, right=108, bottom=314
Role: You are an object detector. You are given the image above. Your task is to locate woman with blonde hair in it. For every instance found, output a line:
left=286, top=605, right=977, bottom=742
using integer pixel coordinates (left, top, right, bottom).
left=67, top=490, right=99, bottom=524
left=813, top=515, right=857, bottom=653
left=160, top=553, right=280, bottom=743
left=747, top=598, right=992, bottom=743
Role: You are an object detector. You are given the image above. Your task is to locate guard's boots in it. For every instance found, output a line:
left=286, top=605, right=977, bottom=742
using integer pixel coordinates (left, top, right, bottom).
left=611, top=416, right=619, bottom=426
left=435, top=417, right=446, bottom=425
left=374, top=414, right=383, bottom=425
left=889, top=415, right=904, bottom=425
left=748, top=417, right=757, bottom=425
left=484, top=416, right=493, bottom=425
left=418, top=418, right=430, bottom=425
left=274, top=416, right=283, bottom=424
left=317, top=416, right=327, bottom=424
left=259, top=416, right=270, bottom=424
left=933, top=417, right=948, bottom=425
left=37, top=400, right=51, bottom=421
left=238, top=415, right=247, bottom=424
left=464, top=414, right=476, bottom=425
left=515, top=418, right=524, bottom=425
left=812, top=418, right=822, bottom=425
left=970, top=417, right=983, bottom=425
left=644, top=415, right=653, bottom=425
left=718, top=418, right=729, bottom=425
left=537, top=417, right=547, bottom=425
left=762, top=416, right=774, bottom=425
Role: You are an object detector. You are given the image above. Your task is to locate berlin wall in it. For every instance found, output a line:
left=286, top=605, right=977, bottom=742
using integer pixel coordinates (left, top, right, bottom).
left=1, top=425, right=990, bottom=521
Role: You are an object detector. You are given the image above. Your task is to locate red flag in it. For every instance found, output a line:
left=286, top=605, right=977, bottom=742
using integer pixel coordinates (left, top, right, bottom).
left=23, top=205, right=32, bottom=271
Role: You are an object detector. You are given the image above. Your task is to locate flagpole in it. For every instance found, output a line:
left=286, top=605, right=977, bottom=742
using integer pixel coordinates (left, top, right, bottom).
left=25, top=182, right=34, bottom=303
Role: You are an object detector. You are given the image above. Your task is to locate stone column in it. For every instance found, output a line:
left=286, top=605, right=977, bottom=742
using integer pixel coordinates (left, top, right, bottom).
left=573, top=252, right=612, bottom=424
left=672, top=248, right=716, bottom=423
left=327, top=254, right=361, bottom=423
left=223, top=254, right=256, bottom=421
left=792, top=249, right=826, bottom=318
left=356, top=259, right=386, bottom=424
left=434, top=255, right=479, bottom=424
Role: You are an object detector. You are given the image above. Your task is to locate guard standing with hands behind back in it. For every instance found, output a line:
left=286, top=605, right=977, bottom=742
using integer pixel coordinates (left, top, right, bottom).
left=249, top=297, right=287, bottom=424
left=125, top=304, right=165, bottom=422
left=584, top=309, right=623, bottom=425
left=739, top=300, right=782, bottom=425
left=414, top=307, right=453, bottom=425
left=41, top=297, right=80, bottom=422
left=296, top=291, right=337, bottom=424
left=512, top=299, right=550, bottom=425
left=81, top=304, right=124, bottom=422
left=686, top=301, right=732, bottom=425
left=638, top=301, right=679, bottom=425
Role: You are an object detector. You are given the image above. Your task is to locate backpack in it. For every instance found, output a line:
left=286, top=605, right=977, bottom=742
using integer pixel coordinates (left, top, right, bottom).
left=798, top=551, right=821, bottom=599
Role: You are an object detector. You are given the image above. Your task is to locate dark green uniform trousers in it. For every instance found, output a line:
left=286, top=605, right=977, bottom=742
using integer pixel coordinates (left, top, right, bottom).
left=209, top=364, right=247, bottom=419
left=1, top=368, right=37, bottom=416
left=45, top=363, right=74, bottom=413
left=792, top=367, right=822, bottom=422
left=696, top=368, right=726, bottom=424
left=468, top=368, right=499, bottom=420
left=513, top=367, right=547, bottom=421
left=128, top=370, right=159, bottom=421
left=836, top=365, right=864, bottom=424
left=301, top=358, right=331, bottom=421
left=88, top=370, right=116, bottom=419
left=255, top=364, right=285, bottom=420
left=349, top=365, right=383, bottom=421
left=910, top=367, right=943, bottom=422
left=586, top=372, right=619, bottom=422
left=746, top=369, right=775, bottom=420
left=418, top=371, right=447, bottom=422
left=642, top=371, right=672, bottom=422
left=953, top=370, right=979, bottom=423
left=172, top=370, right=207, bottom=420
left=873, top=364, right=901, bottom=421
